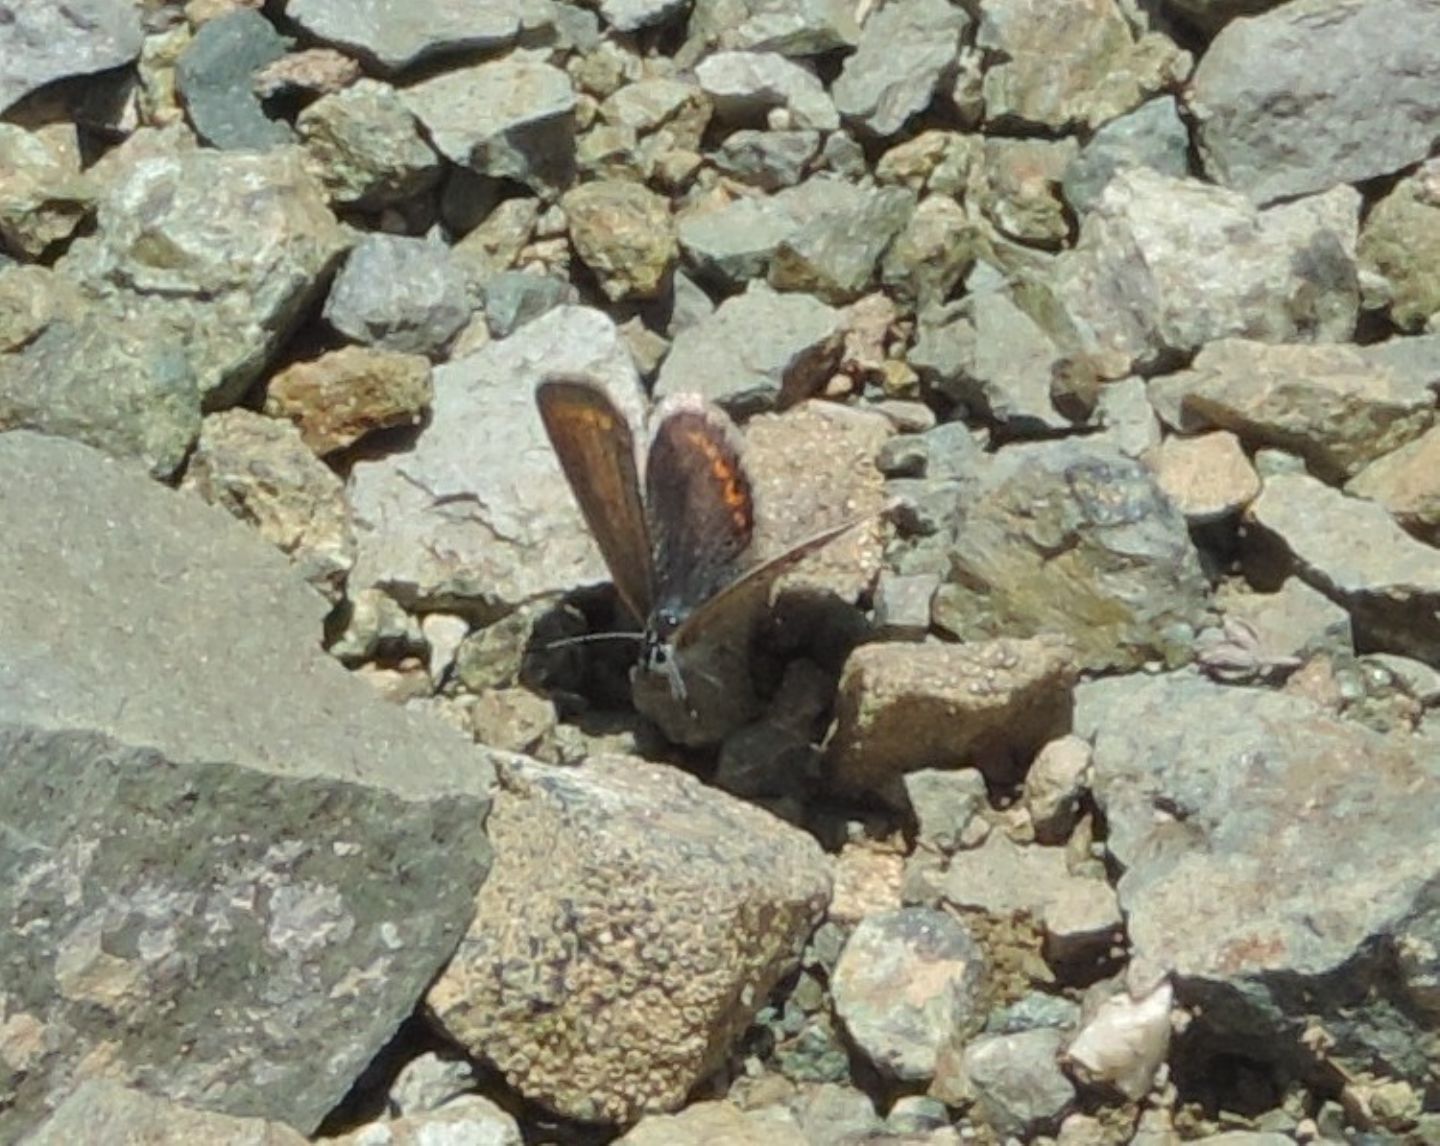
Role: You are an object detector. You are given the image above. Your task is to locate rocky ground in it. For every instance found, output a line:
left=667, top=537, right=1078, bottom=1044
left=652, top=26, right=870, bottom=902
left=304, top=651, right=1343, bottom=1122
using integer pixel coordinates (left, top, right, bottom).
left=2, top=0, right=1439, bottom=1143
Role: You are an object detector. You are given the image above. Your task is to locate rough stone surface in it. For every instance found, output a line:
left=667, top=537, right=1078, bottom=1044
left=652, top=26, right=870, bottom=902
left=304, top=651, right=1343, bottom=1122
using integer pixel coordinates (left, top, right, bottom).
left=285, top=0, right=524, bottom=73
left=695, top=50, right=838, bottom=131
left=1047, top=170, right=1359, bottom=373
left=0, top=0, right=144, bottom=114
left=562, top=179, right=677, bottom=301
left=655, top=281, right=844, bottom=408
left=1347, top=424, right=1440, bottom=536
left=1153, top=339, right=1434, bottom=482
left=1150, top=430, right=1261, bottom=523
left=427, top=754, right=831, bottom=1123
left=175, top=9, right=294, bottom=150
left=1357, top=158, right=1440, bottom=333
left=264, top=346, right=433, bottom=457
left=1062, top=96, right=1191, bottom=217
left=0, top=123, right=95, bottom=259
left=827, top=637, right=1078, bottom=794
left=618, top=1100, right=809, bottom=1145
left=943, top=1028, right=1076, bottom=1137
left=25, top=1080, right=309, bottom=1146
left=1076, top=673, right=1440, bottom=1093
left=180, top=409, right=356, bottom=600
left=684, top=0, right=860, bottom=56
left=347, top=306, right=644, bottom=615
left=1189, top=0, right=1440, bottom=203
left=57, top=147, right=351, bottom=409
left=0, top=431, right=493, bottom=1138
left=831, top=907, right=987, bottom=1082
left=920, top=439, right=1211, bottom=672
left=323, top=234, right=472, bottom=357
left=402, top=59, right=576, bottom=194
left=831, top=0, right=967, bottom=137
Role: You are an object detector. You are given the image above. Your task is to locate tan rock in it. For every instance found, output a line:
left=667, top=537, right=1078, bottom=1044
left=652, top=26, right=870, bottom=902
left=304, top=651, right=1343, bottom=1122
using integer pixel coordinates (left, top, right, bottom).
left=265, top=346, right=432, bottom=456
left=1150, top=429, right=1260, bottom=522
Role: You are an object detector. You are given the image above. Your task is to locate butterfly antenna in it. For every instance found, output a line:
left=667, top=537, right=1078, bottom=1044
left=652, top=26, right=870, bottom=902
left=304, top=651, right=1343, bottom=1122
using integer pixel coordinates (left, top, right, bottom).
left=540, top=631, right=645, bottom=652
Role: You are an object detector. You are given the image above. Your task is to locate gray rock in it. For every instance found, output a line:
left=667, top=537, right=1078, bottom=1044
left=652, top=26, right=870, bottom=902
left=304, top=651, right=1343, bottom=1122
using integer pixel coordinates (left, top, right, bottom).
left=828, top=637, right=1078, bottom=793
left=323, top=234, right=471, bottom=357
left=831, top=907, right=988, bottom=1082
left=347, top=305, right=644, bottom=614
left=713, top=129, right=819, bottom=190
left=1190, top=0, right=1440, bottom=204
left=26, top=1081, right=308, bottom=1146
left=831, top=0, right=968, bottom=137
left=685, top=0, right=860, bottom=57
left=0, top=302, right=200, bottom=478
left=922, top=439, right=1210, bottom=671
left=676, top=192, right=802, bottom=289
left=427, top=753, right=830, bottom=1123
left=1076, top=672, right=1440, bottom=1095
left=1047, top=169, right=1359, bottom=372
left=871, top=571, right=939, bottom=640
left=1250, top=471, right=1440, bottom=602
left=285, top=0, right=524, bottom=73
left=1357, top=159, right=1440, bottom=332
left=1213, top=577, right=1353, bottom=668
left=0, top=123, right=95, bottom=258
left=880, top=193, right=974, bottom=310
left=655, top=280, right=844, bottom=407
left=695, top=50, right=838, bottom=131
left=180, top=409, right=356, bottom=601
left=481, top=271, right=575, bottom=338
left=1024, top=735, right=1091, bottom=845
left=1152, top=339, right=1434, bottom=482
left=58, top=147, right=351, bottom=408
left=0, top=0, right=144, bottom=115
left=0, top=431, right=492, bottom=1137
left=402, top=59, right=576, bottom=194
left=768, top=179, right=915, bottom=303
left=296, top=78, right=442, bottom=210
left=939, top=1029, right=1075, bottom=1136
left=175, top=9, right=294, bottom=150
left=601, top=0, right=689, bottom=33
left=903, top=768, right=989, bottom=854
left=978, top=0, right=1188, bottom=130
left=1062, top=96, right=1191, bottom=217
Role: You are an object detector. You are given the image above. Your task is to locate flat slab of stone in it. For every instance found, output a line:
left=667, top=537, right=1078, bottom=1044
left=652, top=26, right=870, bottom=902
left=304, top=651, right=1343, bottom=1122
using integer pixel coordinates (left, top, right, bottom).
left=0, top=431, right=493, bottom=1137
left=0, top=0, right=144, bottom=114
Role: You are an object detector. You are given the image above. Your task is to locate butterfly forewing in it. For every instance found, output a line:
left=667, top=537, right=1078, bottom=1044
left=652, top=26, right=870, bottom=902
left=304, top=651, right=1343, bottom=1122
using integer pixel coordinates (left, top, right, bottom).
left=536, top=377, right=653, bottom=625
left=645, top=398, right=755, bottom=626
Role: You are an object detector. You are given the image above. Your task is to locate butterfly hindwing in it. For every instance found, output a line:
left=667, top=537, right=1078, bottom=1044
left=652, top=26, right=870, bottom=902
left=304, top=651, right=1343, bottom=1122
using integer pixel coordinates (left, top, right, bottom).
left=645, top=397, right=755, bottom=627
left=535, top=376, right=653, bottom=625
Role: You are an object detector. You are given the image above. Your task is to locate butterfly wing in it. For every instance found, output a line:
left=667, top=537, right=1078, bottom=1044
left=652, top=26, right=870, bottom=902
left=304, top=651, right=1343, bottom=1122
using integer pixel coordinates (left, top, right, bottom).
left=645, top=396, right=755, bottom=629
left=670, top=513, right=874, bottom=652
left=536, top=376, right=653, bottom=625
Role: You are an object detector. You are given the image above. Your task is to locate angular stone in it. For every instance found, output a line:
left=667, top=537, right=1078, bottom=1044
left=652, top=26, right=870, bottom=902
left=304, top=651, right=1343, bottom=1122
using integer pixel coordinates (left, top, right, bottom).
left=1062, top=96, right=1191, bottom=217
left=402, top=60, right=575, bottom=194
left=323, top=234, right=471, bottom=357
left=942, top=1029, right=1075, bottom=1136
left=978, top=0, right=1187, bottom=130
left=1150, top=430, right=1260, bottom=524
left=297, top=79, right=442, bottom=210
left=831, top=908, right=987, bottom=1082
left=26, top=1081, right=309, bottom=1146
left=1347, top=425, right=1440, bottom=536
left=973, top=136, right=1079, bottom=246
left=1357, top=159, right=1440, bottom=332
left=768, top=181, right=915, bottom=303
left=618, top=1100, right=809, bottom=1146
left=181, top=409, right=356, bottom=600
left=685, top=0, right=860, bottom=57
left=265, top=346, right=432, bottom=457
left=285, top=0, right=523, bottom=73
left=655, top=280, right=844, bottom=407
left=1190, top=0, right=1440, bottom=203
left=480, top=271, right=576, bottom=338
left=57, top=148, right=350, bottom=408
left=1047, top=170, right=1359, bottom=372
left=427, top=754, right=830, bottom=1123
left=347, top=306, right=644, bottom=615
left=1077, top=672, right=1440, bottom=1095
left=0, top=0, right=144, bottom=114
left=695, top=50, right=838, bottom=131
left=175, top=9, right=294, bottom=150
left=0, top=431, right=493, bottom=1138
left=827, top=637, right=1078, bottom=793
left=601, top=0, right=690, bottom=33
left=0, top=123, right=94, bottom=258
left=1156, top=339, right=1434, bottom=482
left=831, top=0, right=967, bottom=137
left=713, top=129, right=819, bottom=190
left=562, top=179, right=677, bottom=301
left=880, top=193, right=975, bottom=310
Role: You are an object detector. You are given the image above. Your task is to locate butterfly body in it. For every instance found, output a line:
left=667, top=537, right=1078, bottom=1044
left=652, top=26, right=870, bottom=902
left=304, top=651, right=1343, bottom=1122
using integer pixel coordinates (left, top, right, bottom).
left=536, top=376, right=865, bottom=702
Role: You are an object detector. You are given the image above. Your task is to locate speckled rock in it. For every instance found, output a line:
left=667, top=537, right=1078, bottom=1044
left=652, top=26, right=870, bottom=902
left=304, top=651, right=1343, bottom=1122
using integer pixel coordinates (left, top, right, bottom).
left=831, top=907, right=987, bottom=1082
left=684, top=0, right=860, bottom=57
left=827, top=636, right=1078, bottom=794
left=1151, top=339, right=1434, bottom=482
left=402, top=59, right=575, bottom=194
left=181, top=409, right=356, bottom=600
left=0, top=123, right=94, bottom=258
left=285, top=0, right=524, bottom=73
left=322, top=234, right=472, bottom=357
left=427, top=754, right=831, bottom=1123
left=0, top=0, right=144, bottom=114
left=264, top=346, right=432, bottom=457
left=0, top=431, right=493, bottom=1138
left=937, top=1028, right=1075, bottom=1136
left=1357, top=158, right=1440, bottom=333
left=297, top=78, right=442, bottom=210
left=562, top=179, right=677, bottom=301
left=972, top=136, right=1079, bottom=246
left=1189, top=0, right=1440, bottom=203
left=831, top=0, right=968, bottom=137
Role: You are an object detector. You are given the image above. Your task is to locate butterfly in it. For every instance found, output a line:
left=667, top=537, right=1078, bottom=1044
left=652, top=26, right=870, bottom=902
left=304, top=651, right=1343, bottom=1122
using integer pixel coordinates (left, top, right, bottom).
left=536, top=375, right=870, bottom=701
